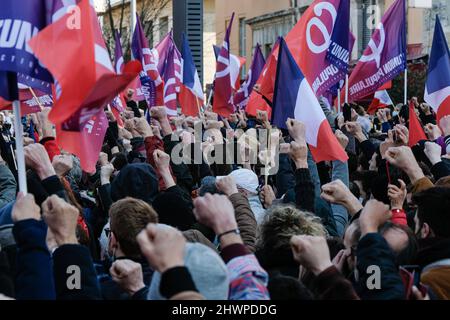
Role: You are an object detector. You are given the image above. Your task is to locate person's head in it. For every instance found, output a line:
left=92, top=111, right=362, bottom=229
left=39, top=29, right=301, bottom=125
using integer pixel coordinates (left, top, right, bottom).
left=149, top=241, right=229, bottom=300
left=228, top=168, right=259, bottom=197
left=108, top=197, right=158, bottom=258
left=353, top=105, right=366, bottom=117
left=126, top=88, right=134, bottom=99
left=110, top=163, right=159, bottom=204
left=258, top=205, right=326, bottom=253
left=379, top=222, right=418, bottom=266
left=412, top=187, right=450, bottom=239
left=198, top=176, right=220, bottom=196
left=268, top=273, right=313, bottom=300
left=151, top=188, right=196, bottom=231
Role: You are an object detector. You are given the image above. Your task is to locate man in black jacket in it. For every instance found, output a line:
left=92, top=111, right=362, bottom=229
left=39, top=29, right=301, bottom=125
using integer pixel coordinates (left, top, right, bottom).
left=96, top=197, right=158, bottom=300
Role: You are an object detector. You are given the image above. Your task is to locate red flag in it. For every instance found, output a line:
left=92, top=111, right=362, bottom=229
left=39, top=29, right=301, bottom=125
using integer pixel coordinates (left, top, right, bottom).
left=0, top=88, right=52, bottom=115
left=56, top=110, right=108, bottom=173
left=28, top=0, right=141, bottom=172
left=408, top=101, right=427, bottom=147
left=29, top=0, right=141, bottom=125
left=367, top=90, right=394, bottom=115
left=259, top=0, right=344, bottom=102
left=246, top=40, right=280, bottom=117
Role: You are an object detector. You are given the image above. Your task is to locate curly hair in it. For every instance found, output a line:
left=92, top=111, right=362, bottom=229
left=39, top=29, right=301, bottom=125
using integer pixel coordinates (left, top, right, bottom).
left=257, top=204, right=327, bottom=252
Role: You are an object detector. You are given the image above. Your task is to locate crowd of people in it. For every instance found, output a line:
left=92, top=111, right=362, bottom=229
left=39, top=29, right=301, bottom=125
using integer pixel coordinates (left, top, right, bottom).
left=0, top=91, right=449, bottom=300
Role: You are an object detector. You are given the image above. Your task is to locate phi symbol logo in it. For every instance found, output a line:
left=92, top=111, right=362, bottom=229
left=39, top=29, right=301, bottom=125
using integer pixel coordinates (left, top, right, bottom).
left=306, top=2, right=337, bottom=54
left=360, top=22, right=385, bottom=68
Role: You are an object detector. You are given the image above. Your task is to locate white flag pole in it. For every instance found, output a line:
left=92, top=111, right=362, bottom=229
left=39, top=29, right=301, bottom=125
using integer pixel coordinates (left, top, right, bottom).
left=404, top=68, right=408, bottom=105
left=130, top=0, right=136, bottom=49
left=345, top=74, right=349, bottom=104
left=337, top=88, right=341, bottom=113
left=12, top=100, right=27, bottom=194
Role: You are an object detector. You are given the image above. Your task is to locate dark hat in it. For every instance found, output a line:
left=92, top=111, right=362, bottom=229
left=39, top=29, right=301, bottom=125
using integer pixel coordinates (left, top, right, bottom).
left=111, top=163, right=158, bottom=204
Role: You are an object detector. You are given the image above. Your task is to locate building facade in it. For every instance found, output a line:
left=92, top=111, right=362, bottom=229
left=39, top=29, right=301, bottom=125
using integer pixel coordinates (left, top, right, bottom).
left=215, top=0, right=448, bottom=77
left=96, top=0, right=216, bottom=88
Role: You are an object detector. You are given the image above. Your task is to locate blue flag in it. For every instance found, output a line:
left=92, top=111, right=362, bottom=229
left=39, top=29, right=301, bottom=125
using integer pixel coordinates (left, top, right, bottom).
left=0, top=0, right=53, bottom=99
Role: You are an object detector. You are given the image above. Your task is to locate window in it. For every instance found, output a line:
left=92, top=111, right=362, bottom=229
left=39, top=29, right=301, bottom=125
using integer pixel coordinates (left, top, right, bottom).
left=144, top=20, right=154, bottom=47
left=264, top=43, right=272, bottom=58
left=239, top=17, right=247, bottom=78
left=159, top=16, right=169, bottom=41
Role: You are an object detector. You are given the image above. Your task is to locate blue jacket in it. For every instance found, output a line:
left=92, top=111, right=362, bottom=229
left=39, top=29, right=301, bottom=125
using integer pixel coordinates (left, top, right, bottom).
left=13, top=219, right=56, bottom=300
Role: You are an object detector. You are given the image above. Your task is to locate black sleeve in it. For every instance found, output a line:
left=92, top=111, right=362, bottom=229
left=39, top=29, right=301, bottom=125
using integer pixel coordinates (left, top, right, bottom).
left=276, top=154, right=296, bottom=198
left=295, top=168, right=315, bottom=213
left=430, top=161, right=450, bottom=181
left=159, top=266, right=198, bottom=299
left=356, top=233, right=405, bottom=300
left=126, top=100, right=141, bottom=118
left=359, top=140, right=376, bottom=161
left=52, top=244, right=101, bottom=300
left=41, top=175, right=67, bottom=200
left=163, top=134, right=194, bottom=194
left=131, top=286, right=149, bottom=300
left=105, top=121, right=119, bottom=149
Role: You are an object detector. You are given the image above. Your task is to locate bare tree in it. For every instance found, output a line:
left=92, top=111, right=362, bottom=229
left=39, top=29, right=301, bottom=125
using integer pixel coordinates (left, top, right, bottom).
left=102, top=0, right=171, bottom=62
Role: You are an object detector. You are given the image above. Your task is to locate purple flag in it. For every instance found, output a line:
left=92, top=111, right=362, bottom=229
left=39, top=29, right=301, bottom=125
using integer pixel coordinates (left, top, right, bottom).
left=233, top=44, right=266, bottom=108
left=326, top=0, right=351, bottom=73
left=114, top=30, right=124, bottom=74
left=161, top=41, right=180, bottom=115
left=346, top=0, right=406, bottom=102
left=131, top=13, right=163, bottom=106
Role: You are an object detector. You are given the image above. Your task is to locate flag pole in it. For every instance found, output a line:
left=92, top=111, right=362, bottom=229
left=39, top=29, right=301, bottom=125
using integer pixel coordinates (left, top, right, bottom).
left=264, top=127, right=271, bottom=186
left=12, top=100, right=27, bottom=193
left=130, top=0, right=136, bottom=48
left=206, top=85, right=214, bottom=108
left=28, top=87, right=44, bottom=111
left=404, top=68, right=408, bottom=105
left=195, top=97, right=203, bottom=118
left=337, top=88, right=341, bottom=113
left=345, top=74, right=349, bottom=104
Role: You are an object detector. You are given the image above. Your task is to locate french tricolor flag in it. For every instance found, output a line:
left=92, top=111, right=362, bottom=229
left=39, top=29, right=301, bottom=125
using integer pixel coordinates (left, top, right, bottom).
left=272, top=38, right=348, bottom=163
left=179, top=33, right=204, bottom=116
left=424, top=16, right=450, bottom=121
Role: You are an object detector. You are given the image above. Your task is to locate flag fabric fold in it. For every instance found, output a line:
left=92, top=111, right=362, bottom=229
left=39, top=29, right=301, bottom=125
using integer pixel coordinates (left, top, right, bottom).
left=233, top=44, right=265, bottom=109
left=345, top=0, right=406, bottom=102
left=213, top=13, right=235, bottom=117
left=424, top=16, right=450, bottom=121
left=367, top=90, right=394, bottom=115
left=132, top=14, right=164, bottom=107
left=408, top=101, right=427, bottom=147
left=272, top=38, right=348, bottom=163
left=29, top=0, right=141, bottom=172
left=180, top=33, right=204, bottom=116
left=259, top=0, right=344, bottom=103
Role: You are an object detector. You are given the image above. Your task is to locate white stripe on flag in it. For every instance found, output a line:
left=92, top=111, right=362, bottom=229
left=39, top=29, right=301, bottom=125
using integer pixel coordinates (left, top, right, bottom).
left=95, top=44, right=114, bottom=72
left=115, top=57, right=124, bottom=74
left=424, top=86, right=450, bottom=113
left=217, top=55, right=229, bottom=65
left=164, top=94, right=177, bottom=104
left=294, top=79, right=326, bottom=147
left=165, top=107, right=178, bottom=116
left=164, top=78, right=176, bottom=95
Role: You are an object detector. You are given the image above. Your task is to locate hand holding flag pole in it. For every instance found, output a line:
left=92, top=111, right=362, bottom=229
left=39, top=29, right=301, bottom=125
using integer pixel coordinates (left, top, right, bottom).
left=29, top=87, right=44, bottom=112
left=12, top=100, right=27, bottom=193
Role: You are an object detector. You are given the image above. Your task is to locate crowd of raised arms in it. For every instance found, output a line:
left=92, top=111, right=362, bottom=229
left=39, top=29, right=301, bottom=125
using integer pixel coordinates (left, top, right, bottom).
left=0, top=91, right=450, bottom=300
